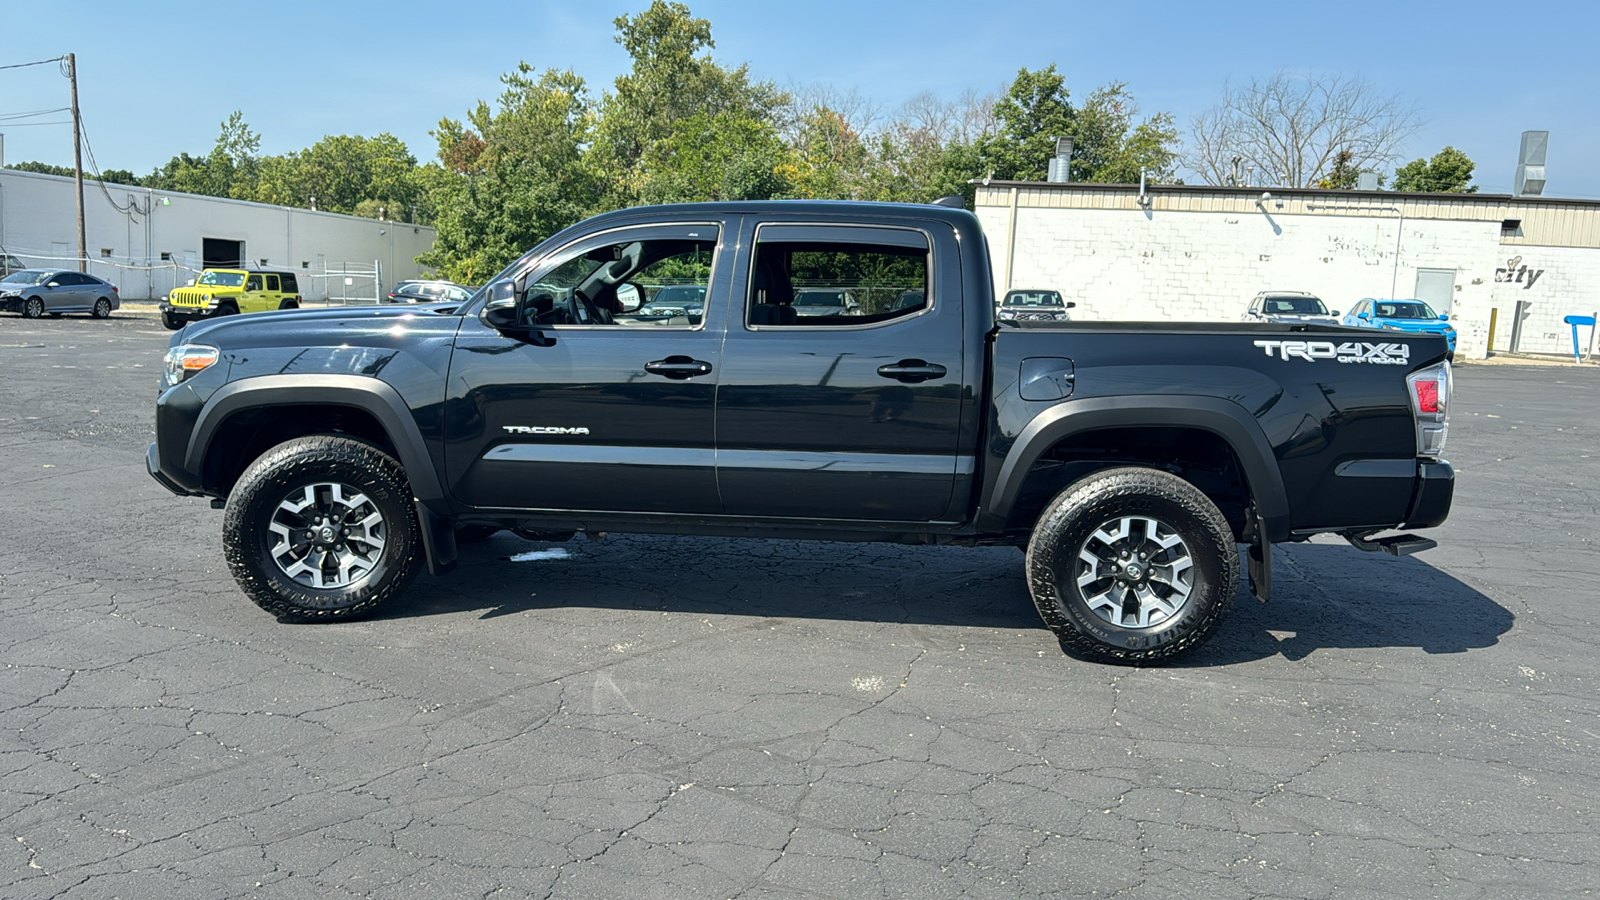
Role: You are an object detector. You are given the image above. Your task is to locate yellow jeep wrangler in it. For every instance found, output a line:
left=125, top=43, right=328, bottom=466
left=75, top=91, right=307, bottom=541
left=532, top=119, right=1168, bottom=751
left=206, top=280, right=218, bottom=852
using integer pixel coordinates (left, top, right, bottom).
left=161, top=268, right=302, bottom=330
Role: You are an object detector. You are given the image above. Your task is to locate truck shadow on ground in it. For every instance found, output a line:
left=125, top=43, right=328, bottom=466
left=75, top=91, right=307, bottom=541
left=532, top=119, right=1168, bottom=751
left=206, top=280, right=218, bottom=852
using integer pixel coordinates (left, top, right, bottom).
left=387, top=534, right=1512, bottom=664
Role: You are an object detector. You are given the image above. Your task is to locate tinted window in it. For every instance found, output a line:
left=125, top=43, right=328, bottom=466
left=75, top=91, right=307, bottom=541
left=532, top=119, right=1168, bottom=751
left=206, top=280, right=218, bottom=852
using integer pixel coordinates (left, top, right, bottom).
left=1264, top=295, right=1328, bottom=315
left=265, top=274, right=280, bottom=291
left=1376, top=301, right=1436, bottom=319
left=280, top=273, right=298, bottom=293
left=747, top=236, right=927, bottom=328
left=523, top=229, right=719, bottom=328
left=246, top=274, right=264, bottom=291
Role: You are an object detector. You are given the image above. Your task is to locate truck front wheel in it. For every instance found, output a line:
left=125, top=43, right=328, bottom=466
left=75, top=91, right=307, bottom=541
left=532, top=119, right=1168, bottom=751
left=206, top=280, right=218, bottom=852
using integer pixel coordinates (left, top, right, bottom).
left=223, top=436, right=422, bottom=622
left=1026, top=467, right=1238, bottom=664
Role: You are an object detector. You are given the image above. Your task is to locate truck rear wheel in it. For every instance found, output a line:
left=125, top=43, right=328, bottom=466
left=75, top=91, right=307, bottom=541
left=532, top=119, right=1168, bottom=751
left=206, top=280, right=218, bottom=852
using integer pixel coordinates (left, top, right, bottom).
left=1026, top=467, right=1237, bottom=664
left=223, top=436, right=422, bottom=622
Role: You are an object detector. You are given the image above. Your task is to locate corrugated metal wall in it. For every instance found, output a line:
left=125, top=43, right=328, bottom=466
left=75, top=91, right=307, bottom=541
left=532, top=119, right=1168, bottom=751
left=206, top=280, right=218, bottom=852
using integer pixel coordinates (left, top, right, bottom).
left=973, top=184, right=1600, bottom=249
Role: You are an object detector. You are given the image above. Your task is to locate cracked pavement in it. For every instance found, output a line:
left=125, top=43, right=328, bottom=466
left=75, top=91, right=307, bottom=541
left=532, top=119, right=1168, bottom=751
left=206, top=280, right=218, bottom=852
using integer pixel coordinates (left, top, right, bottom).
left=2, top=310, right=1597, bottom=897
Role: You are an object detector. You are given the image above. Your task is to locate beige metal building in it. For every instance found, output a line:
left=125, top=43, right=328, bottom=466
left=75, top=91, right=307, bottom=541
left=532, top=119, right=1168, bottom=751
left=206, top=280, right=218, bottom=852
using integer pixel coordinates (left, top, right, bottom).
left=974, top=181, right=1600, bottom=359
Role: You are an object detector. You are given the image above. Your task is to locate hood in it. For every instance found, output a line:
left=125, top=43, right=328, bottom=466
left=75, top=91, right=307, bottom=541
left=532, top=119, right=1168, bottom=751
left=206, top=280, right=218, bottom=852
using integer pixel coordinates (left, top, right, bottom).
left=1264, top=313, right=1341, bottom=326
left=180, top=301, right=463, bottom=344
left=1376, top=318, right=1453, bottom=334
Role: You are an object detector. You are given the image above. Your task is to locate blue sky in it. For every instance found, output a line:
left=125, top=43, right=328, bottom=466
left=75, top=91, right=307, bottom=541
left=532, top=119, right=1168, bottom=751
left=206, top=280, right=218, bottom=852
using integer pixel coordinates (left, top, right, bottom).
left=5, top=0, right=1598, bottom=198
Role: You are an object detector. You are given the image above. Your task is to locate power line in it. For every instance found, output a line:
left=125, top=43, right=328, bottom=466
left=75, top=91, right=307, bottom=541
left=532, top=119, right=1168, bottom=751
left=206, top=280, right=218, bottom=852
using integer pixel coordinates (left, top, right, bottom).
left=0, top=56, right=66, bottom=72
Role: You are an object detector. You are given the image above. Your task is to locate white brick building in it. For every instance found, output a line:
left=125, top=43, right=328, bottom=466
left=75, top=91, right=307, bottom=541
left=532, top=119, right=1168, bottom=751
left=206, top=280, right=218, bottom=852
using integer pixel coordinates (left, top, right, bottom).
left=0, top=168, right=437, bottom=301
left=974, top=182, right=1600, bottom=359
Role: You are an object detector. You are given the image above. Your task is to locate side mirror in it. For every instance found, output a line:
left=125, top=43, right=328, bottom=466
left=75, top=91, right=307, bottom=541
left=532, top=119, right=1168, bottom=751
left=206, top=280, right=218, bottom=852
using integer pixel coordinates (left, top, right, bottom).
left=1439, top=313, right=1450, bottom=321
left=1064, top=301, right=1077, bottom=308
left=46, top=281, right=60, bottom=288
left=1331, top=309, right=1341, bottom=318
left=479, top=279, right=523, bottom=331
left=1357, top=311, right=1371, bottom=320
left=616, top=283, right=642, bottom=312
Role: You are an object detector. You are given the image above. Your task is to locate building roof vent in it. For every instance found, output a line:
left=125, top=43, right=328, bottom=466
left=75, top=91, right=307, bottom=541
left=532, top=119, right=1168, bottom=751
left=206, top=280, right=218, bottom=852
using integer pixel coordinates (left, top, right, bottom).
left=1046, top=137, right=1074, bottom=183
left=1514, top=130, right=1548, bottom=197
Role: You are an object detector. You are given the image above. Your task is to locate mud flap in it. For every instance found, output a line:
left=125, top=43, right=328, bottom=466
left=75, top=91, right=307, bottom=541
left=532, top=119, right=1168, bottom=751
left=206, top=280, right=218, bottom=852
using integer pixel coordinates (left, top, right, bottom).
left=1247, top=537, right=1270, bottom=603
left=414, top=500, right=457, bottom=576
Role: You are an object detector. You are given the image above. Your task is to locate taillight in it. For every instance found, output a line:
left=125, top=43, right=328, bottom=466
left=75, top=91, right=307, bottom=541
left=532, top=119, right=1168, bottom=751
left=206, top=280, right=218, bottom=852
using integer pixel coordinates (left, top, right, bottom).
left=1406, top=362, right=1450, bottom=457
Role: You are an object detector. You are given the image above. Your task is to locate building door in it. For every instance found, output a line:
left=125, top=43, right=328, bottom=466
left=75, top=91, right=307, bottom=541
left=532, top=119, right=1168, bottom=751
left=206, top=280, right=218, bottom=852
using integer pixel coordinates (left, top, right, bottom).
left=202, top=238, right=243, bottom=269
left=1415, top=268, right=1455, bottom=316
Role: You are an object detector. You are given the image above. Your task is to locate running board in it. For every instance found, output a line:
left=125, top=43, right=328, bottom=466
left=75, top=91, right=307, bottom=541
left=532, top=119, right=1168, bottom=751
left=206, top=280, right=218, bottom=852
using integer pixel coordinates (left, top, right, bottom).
left=1345, top=533, right=1438, bottom=556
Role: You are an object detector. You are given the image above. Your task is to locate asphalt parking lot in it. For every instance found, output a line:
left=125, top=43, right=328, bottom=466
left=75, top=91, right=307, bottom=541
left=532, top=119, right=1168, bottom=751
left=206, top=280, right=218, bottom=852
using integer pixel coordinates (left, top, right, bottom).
left=3, top=307, right=1597, bottom=899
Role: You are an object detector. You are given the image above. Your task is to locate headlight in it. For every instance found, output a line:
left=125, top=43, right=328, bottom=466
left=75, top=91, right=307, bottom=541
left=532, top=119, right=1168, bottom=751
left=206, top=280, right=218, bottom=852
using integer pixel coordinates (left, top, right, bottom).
left=202, top=292, right=213, bottom=307
left=163, top=344, right=219, bottom=387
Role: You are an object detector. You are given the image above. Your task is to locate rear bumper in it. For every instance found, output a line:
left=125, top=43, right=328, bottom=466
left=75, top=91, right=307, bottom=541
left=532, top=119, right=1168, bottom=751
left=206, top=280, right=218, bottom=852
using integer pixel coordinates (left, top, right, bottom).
left=1404, top=460, right=1454, bottom=529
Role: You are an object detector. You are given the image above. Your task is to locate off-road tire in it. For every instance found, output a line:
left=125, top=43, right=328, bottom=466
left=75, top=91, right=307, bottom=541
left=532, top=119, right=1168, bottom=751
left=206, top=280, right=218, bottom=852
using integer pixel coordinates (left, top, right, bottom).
left=161, top=312, right=183, bottom=330
left=278, top=300, right=299, bottom=310
left=215, top=303, right=239, bottom=317
left=224, top=436, right=422, bottom=622
left=93, top=298, right=112, bottom=318
left=1026, top=466, right=1238, bottom=665
left=23, top=297, right=43, bottom=318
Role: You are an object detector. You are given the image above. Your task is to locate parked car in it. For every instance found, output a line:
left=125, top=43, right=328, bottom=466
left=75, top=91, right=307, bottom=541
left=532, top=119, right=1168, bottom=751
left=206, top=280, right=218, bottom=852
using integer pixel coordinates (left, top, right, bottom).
left=161, top=269, right=302, bottom=330
left=388, top=280, right=476, bottom=304
left=1243, top=290, right=1340, bottom=325
left=149, top=199, right=1454, bottom=665
left=632, top=284, right=707, bottom=322
left=0, top=268, right=120, bottom=319
left=998, top=288, right=1074, bottom=322
left=1344, top=298, right=1457, bottom=356
left=1, top=252, right=26, bottom=278
left=791, top=288, right=860, bottom=317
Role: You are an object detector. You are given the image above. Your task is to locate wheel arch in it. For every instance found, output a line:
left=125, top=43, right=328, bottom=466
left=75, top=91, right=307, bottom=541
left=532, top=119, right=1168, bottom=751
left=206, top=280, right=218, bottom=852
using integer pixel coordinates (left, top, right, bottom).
left=987, top=395, right=1290, bottom=542
left=187, top=375, right=445, bottom=506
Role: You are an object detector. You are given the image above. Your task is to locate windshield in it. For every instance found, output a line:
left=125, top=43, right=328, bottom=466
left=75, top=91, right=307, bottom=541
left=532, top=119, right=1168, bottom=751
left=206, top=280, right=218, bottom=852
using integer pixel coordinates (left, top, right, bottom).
left=1003, top=291, right=1063, bottom=307
left=1374, top=301, right=1438, bottom=319
left=1264, top=295, right=1329, bottom=316
left=1, top=270, right=51, bottom=285
left=652, top=286, right=704, bottom=304
left=197, top=271, right=246, bottom=287
left=795, top=291, right=844, bottom=306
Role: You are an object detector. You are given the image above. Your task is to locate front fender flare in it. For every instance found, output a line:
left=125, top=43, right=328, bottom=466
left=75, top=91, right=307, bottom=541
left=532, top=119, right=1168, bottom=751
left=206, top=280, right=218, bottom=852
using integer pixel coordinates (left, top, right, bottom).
left=986, top=395, right=1291, bottom=542
left=185, top=374, right=446, bottom=507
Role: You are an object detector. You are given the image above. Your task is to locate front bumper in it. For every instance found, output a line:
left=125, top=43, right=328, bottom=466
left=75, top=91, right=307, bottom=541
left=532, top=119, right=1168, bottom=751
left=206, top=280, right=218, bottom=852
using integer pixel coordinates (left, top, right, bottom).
left=0, top=295, right=26, bottom=313
left=160, top=302, right=219, bottom=322
left=1404, top=460, right=1454, bottom=529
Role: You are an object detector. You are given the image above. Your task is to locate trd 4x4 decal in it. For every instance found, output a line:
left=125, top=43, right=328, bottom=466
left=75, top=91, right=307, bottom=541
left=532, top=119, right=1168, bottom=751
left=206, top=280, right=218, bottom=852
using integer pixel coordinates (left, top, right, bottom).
left=1253, top=340, right=1411, bottom=365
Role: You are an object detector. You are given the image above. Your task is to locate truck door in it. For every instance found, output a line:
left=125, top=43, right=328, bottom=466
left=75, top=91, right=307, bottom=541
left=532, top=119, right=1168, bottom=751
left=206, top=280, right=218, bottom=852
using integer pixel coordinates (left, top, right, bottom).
left=715, top=221, right=967, bottom=521
left=444, top=222, right=729, bottom=514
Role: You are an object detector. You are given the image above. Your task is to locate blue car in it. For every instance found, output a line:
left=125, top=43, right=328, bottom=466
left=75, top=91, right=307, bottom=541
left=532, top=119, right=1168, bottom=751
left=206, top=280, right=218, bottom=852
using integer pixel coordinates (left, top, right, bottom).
left=1343, top=298, right=1456, bottom=356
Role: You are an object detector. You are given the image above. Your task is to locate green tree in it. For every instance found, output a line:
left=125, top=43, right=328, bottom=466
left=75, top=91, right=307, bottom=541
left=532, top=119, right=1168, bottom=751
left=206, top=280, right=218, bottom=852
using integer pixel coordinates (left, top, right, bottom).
left=977, top=65, right=1077, bottom=182
left=145, top=110, right=260, bottom=198
left=419, top=65, right=601, bottom=283
left=1390, top=146, right=1477, bottom=193
left=639, top=110, right=792, bottom=203
left=1070, top=82, right=1179, bottom=182
left=592, top=1, right=785, bottom=206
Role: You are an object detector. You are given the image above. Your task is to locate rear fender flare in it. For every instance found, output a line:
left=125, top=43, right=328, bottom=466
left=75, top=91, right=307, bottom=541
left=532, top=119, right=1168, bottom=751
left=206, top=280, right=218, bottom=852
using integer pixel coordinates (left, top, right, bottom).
left=186, top=374, right=445, bottom=506
left=988, top=395, right=1290, bottom=541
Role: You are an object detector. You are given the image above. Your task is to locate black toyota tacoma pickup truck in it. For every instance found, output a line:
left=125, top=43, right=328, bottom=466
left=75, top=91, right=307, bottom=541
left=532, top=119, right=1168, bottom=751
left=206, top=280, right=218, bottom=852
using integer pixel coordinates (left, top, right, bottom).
left=149, top=200, right=1454, bottom=663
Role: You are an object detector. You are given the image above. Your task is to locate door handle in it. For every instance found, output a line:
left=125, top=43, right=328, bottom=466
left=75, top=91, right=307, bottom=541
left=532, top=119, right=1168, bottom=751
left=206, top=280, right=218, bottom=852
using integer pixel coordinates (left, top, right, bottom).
left=644, top=355, right=713, bottom=379
left=876, top=359, right=947, bottom=383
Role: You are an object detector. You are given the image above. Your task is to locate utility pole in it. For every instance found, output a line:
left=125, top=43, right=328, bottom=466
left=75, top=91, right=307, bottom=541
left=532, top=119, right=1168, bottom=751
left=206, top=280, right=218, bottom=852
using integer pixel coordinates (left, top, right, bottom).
left=68, top=53, right=86, bottom=272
